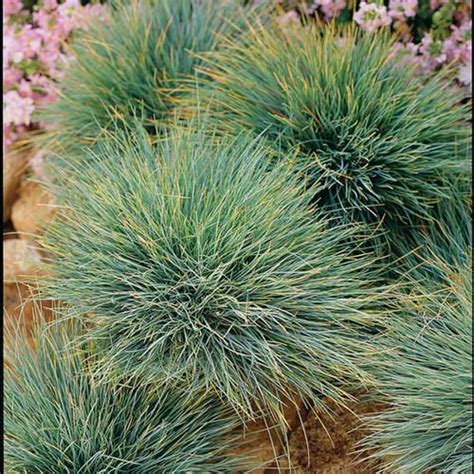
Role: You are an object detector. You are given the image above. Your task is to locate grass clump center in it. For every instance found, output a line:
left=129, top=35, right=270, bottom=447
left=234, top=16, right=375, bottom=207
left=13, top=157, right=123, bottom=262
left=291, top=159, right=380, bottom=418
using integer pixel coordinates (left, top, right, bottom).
left=189, top=21, right=471, bottom=235
left=42, top=123, right=387, bottom=423
left=4, top=317, right=247, bottom=473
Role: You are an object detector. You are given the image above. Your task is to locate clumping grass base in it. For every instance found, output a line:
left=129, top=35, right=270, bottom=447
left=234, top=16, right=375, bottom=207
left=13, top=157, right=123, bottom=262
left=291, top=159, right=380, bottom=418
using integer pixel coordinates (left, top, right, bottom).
left=41, top=122, right=388, bottom=424
left=359, top=259, right=472, bottom=472
left=39, top=0, right=258, bottom=158
left=388, top=187, right=472, bottom=285
left=188, top=20, right=471, bottom=247
left=4, top=318, right=248, bottom=473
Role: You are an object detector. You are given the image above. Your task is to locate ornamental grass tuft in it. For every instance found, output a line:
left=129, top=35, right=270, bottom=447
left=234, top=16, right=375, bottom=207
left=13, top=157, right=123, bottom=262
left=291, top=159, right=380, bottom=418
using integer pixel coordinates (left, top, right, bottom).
left=389, top=187, right=472, bottom=285
left=359, top=256, right=472, bottom=472
left=39, top=0, right=258, bottom=157
left=41, top=122, right=388, bottom=424
left=186, top=20, right=471, bottom=249
left=4, top=316, right=247, bottom=473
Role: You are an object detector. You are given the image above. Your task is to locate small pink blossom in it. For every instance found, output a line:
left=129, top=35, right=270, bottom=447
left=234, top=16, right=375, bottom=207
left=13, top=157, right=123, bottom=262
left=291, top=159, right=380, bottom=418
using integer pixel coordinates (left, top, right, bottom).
left=57, top=0, right=106, bottom=33
left=30, top=74, right=58, bottom=105
left=443, top=21, right=472, bottom=64
left=37, top=47, right=61, bottom=74
left=390, top=41, right=426, bottom=73
left=3, top=0, right=108, bottom=152
left=430, top=0, right=449, bottom=10
left=3, top=67, right=22, bottom=87
left=393, top=26, right=472, bottom=84
left=17, top=79, right=33, bottom=98
left=32, top=8, right=55, bottom=30
left=19, top=25, right=43, bottom=59
left=42, top=0, right=59, bottom=10
left=3, top=0, right=23, bottom=18
left=389, top=0, right=418, bottom=21
left=3, top=90, right=35, bottom=126
left=354, top=2, right=392, bottom=33
left=4, top=27, right=24, bottom=64
left=418, top=33, right=448, bottom=73
left=313, top=0, right=346, bottom=20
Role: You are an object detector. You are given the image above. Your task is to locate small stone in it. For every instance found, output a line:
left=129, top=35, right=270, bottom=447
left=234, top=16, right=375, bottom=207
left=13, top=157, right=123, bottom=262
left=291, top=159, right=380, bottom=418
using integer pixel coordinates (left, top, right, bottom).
left=11, top=180, right=56, bottom=238
left=3, top=148, right=30, bottom=223
left=3, top=239, right=43, bottom=283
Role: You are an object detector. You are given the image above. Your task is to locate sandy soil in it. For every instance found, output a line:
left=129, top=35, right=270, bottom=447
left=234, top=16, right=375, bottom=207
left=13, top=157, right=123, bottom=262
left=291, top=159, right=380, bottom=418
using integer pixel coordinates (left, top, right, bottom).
left=265, top=397, right=384, bottom=473
left=4, top=281, right=53, bottom=353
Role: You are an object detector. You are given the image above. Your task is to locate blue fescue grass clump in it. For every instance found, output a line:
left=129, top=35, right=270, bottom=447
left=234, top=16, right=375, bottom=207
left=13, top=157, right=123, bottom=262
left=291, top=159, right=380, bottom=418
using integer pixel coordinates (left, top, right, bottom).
left=40, top=122, right=388, bottom=424
left=39, top=0, right=258, bottom=156
left=388, top=189, right=472, bottom=285
left=359, top=257, right=472, bottom=472
left=4, top=317, right=248, bottom=473
left=186, top=20, right=471, bottom=247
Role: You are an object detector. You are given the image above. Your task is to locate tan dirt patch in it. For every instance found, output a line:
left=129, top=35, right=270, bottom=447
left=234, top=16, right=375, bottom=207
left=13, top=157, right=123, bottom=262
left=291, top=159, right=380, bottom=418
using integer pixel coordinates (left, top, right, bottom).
left=265, top=397, right=384, bottom=473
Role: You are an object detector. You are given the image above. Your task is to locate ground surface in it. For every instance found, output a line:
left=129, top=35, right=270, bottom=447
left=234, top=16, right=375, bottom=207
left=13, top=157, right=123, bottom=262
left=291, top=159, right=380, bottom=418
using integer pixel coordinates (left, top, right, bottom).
left=265, top=398, right=384, bottom=473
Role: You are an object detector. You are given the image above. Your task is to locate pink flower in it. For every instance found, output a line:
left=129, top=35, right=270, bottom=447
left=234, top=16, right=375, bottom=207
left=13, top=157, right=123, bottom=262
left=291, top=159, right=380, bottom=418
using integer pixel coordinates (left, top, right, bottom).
left=57, top=0, right=105, bottom=33
left=3, top=25, right=17, bottom=67
left=3, top=0, right=108, bottom=150
left=3, top=27, right=24, bottom=64
left=313, top=0, right=346, bottom=19
left=3, top=90, right=35, bottom=126
left=418, top=33, right=447, bottom=72
left=37, top=27, right=63, bottom=50
left=29, top=74, right=58, bottom=105
left=42, top=0, right=59, bottom=10
left=354, top=2, right=392, bottom=33
left=3, top=0, right=23, bottom=18
left=443, top=21, right=472, bottom=64
left=19, top=25, right=43, bottom=59
left=17, top=79, right=33, bottom=98
left=429, top=0, right=449, bottom=10
left=32, top=8, right=56, bottom=31
left=85, top=3, right=109, bottom=24
left=3, top=67, right=22, bottom=87
left=37, top=39, right=65, bottom=76
left=390, top=41, right=426, bottom=72
left=4, top=124, right=26, bottom=151
left=389, top=0, right=418, bottom=21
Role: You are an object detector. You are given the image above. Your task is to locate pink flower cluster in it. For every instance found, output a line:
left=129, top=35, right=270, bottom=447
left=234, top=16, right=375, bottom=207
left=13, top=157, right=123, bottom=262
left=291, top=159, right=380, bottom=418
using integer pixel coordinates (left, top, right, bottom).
left=388, top=0, right=418, bottom=22
left=3, top=0, right=107, bottom=151
left=352, top=0, right=471, bottom=89
left=354, top=1, right=392, bottom=33
left=310, top=0, right=346, bottom=20
left=430, top=0, right=450, bottom=10
left=279, top=0, right=471, bottom=91
left=396, top=20, right=472, bottom=89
